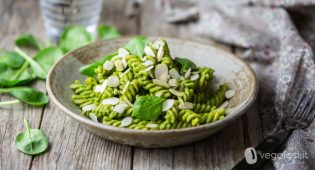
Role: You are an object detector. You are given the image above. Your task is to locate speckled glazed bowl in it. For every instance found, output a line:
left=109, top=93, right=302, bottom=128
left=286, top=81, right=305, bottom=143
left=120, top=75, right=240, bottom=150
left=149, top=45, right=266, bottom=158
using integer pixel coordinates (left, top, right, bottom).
left=47, top=37, right=258, bottom=148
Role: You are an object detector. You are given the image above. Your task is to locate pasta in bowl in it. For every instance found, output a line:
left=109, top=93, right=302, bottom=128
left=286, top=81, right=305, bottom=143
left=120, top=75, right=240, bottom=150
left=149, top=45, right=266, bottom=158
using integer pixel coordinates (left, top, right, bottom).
left=47, top=36, right=258, bottom=147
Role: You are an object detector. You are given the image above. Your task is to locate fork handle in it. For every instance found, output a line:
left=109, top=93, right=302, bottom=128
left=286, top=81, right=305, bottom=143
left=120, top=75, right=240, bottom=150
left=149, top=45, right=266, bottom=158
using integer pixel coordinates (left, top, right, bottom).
left=231, top=135, right=284, bottom=170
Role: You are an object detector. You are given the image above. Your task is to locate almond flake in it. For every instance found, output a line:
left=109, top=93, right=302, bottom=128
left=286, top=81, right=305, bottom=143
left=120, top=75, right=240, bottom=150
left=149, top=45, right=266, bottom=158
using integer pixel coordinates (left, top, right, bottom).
left=115, top=60, right=124, bottom=71
left=144, top=46, right=156, bottom=57
left=94, top=80, right=108, bottom=93
left=225, top=90, right=235, bottom=99
left=146, top=123, right=158, bottom=128
left=142, top=60, right=154, bottom=67
left=153, top=40, right=165, bottom=49
left=113, top=104, right=128, bottom=114
left=102, top=97, right=119, bottom=105
left=118, top=48, right=129, bottom=57
left=119, top=68, right=131, bottom=78
left=184, top=68, right=191, bottom=79
left=169, top=89, right=183, bottom=97
left=122, top=56, right=127, bottom=68
left=190, top=74, right=199, bottom=81
left=103, top=61, right=114, bottom=70
left=178, top=102, right=193, bottom=110
left=157, top=46, right=164, bottom=62
left=89, top=113, right=98, bottom=122
left=154, top=64, right=168, bottom=81
left=121, top=117, right=133, bottom=127
left=153, top=79, right=170, bottom=88
left=107, top=76, right=120, bottom=87
left=163, top=99, right=174, bottom=111
left=169, top=68, right=180, bottom=79
left=155, top=91, right=164, bottom=97
left=82, top=104, right=96, bottom=111
left=168, top=79, right=177, bottom=87
left=144, top=66, right=154, bottom=72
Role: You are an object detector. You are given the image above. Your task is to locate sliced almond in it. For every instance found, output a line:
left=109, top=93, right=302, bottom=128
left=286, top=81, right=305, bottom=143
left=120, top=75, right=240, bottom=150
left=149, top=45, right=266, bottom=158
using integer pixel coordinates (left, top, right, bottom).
left=89, top=113, right=98, bottom=122
left=122, top=81, right=130, bottom=94
left=153, top=40, right=165, bottom=49
left=82, top=104, right=96, bottom=111
left=184, top=68, right=191, bottom=79
left=146, top=123, right=158, bottom=128
left=163, top=99, right=175, bottom=111
left=107, top=76, right=120, bottom=87
left=190, top=74, right=199, bottom=81
left=169, top=68, right=180, bottom=79
left=154, top=64, right=168, bottom=81
left=153, top=79, right=170, bottom=88
left=113, top=104, right=128, bottom=114
left=102, top=97, right=119, bottom=105
left=225, top=90, right=235, bottom=99
left=115, top=60, right=124, bottom=71
left=178, top=102, right=193, bottom=110
left=118, top=48, right=129, bottom=57
left=144, top=66, right=154, bottom=72
left=169, top=89, right=183, bottom=97
left=94, top=80, right=108, bottom=93
left=119, top=68, right=131, bottom=78
left=122, top=56, right=127, bottom=68
left=155, top=91, right=164, bottom=97
left=103, top=61, right=114, bottom=70
left=168, top=79, right=177, bottom=87
left=157, top=46, right=164, bottom=62
left=142, top=60, right=154, bottom=67
left=121, top=117, right=133, bottom=127
left=218, top=101, right=229, bottom=109
left=144, top=46, right=156, bottom=57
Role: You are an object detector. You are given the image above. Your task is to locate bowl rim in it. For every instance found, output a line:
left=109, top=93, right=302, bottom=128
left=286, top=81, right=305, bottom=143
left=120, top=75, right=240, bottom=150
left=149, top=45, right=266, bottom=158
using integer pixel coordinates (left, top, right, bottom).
left=46, top=36, right=259, bottom=134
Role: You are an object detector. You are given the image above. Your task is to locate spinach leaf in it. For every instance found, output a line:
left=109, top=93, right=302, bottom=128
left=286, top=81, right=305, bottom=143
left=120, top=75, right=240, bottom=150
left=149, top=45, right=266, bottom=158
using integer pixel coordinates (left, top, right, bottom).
left=133, top=96, right=165, bottom=121
left=97, top=25, right=121, bottom=40
left=59, top=25, right=93, bottom=53
left=0, top=87, right=49, bottom=106
left=79, top=52, right=117, bottom=77
left=174, top=57, right=197, bottom=73
left=15, top=34, right=43, bottom=50
left=0, top=51, right=25, bottom=69
left=15, top=119, right=49, bottom=155
left=0, top=63, right=36, bottom=87
left=125, top=36, right=148, bottom=57
left=15, top=47, right=47, bottom=79
left=34, top=47, right=64, bottom=73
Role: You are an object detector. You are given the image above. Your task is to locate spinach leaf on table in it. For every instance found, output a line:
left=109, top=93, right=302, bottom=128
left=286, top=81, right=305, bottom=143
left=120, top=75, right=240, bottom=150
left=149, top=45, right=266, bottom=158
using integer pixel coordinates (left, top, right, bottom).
left=174, top=57, right=197, bottom=73
left=59, top=25, right=93, bottom=53
left=79, top=52, right=117, bottom=77
left=0, top=51, right=25, bottom=69
left=15, top=119, right=49, bottom=155
left=15, top=33, right=44, bottom=50
left=34, top=47, right=64, bottom=73
left=0, top=87, right=49, bottom=106
left=0, top=63, right=36, bottom=87
left=133, top=96, right=165, bottom=121
left=97, top=25, right=121, bottom=40
left=125, top=36, right=148, bottom=57
left=15, top=47, right=47, bottom=79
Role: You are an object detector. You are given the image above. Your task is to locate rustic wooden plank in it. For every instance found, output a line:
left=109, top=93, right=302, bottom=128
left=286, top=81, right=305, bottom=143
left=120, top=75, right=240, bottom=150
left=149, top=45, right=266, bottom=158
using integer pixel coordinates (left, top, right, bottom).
left=30, top=0, right=137, bottom=169
left=133, top=1, right=245, bottom=170
left=0, top=0, right=47, bottom=170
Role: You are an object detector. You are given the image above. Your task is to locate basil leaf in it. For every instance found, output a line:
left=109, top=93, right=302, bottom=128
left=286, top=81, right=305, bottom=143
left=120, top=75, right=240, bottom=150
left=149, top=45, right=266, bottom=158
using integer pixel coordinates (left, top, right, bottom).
left=15, top=47, right=47, bottom=79
left=0, top=51, right=25, bottom=69
left=15, top=119, right=49, bottom=155
left=79, top=52, right=117, bottom=77
left=34, top=47, right=64, bottom=73
left=133, top=96, right=165, bottom=121
left=0, top=87, right=49, bottom=106
left=174, top=57, right=197, bottom=73
left=125, top=36, right=148, bottom=57
left=97, top=25, right=121, bottom=40
left=15, top=34, right=43, bottom=50
left=59, top=25, right=93, bottom=53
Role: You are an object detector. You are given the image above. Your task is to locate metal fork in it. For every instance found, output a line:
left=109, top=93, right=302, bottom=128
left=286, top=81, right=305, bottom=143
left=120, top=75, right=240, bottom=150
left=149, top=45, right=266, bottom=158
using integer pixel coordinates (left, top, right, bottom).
left=232, top=89, right=315, bottom=170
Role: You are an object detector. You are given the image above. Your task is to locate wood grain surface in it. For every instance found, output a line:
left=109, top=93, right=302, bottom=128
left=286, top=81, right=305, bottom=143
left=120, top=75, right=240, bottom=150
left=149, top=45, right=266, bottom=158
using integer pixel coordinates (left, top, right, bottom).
left=0, top=0, right=265, bottom=170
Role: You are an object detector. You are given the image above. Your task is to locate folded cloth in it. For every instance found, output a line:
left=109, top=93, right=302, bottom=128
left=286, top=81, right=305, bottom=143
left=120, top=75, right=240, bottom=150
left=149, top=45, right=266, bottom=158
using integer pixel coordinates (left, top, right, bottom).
left=160, top=0, right=315, bottom=169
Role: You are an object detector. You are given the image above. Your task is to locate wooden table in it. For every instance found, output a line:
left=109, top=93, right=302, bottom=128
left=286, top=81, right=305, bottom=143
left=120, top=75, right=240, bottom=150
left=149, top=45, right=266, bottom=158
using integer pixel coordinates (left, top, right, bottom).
left=0, top=0, right=265, bottom=169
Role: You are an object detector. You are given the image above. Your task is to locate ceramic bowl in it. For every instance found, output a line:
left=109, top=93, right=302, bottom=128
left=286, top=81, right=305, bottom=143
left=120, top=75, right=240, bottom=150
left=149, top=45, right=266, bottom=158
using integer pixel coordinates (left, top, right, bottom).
left=47, top=37, right=258, bottom=148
